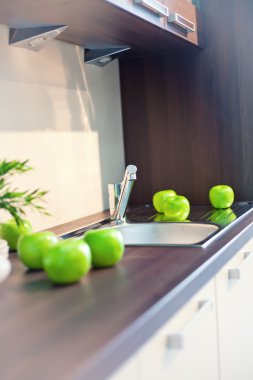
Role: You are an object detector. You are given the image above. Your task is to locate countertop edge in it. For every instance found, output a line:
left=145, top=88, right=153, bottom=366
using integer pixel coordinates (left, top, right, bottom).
left=70, top=210, right=253, bottom=380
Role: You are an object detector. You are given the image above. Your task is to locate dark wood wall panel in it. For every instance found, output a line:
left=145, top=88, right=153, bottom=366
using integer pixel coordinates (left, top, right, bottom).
left=120, top=0, right=253, bottom=205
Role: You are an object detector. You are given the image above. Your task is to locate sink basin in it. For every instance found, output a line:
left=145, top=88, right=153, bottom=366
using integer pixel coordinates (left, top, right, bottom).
left=61, top=203, right=253, bottom=246
left=109, top=222, right=219, bottom=246
left=61, top=219, right=220, bottom=246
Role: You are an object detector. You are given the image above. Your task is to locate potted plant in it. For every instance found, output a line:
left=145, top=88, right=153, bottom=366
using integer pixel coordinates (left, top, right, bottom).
left=0, top=159, right=49, bottom=250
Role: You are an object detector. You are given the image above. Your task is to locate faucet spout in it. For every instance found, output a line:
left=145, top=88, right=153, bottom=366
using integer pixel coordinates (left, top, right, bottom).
left=108, top=165, right=137, bottom=222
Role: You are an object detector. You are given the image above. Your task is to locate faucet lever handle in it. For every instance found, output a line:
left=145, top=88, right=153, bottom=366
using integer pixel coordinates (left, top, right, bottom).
left=126, top=165, right=137, bottom=180
left=108, top=164, right=137, bottom=221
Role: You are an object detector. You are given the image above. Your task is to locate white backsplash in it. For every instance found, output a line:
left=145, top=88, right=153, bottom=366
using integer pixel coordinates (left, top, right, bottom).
left=0, top=24, right=125, bottom=231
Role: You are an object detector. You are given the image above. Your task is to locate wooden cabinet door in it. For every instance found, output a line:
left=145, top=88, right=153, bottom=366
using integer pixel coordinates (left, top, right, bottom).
left=137, top=280, right=219, bottom=380
left=215, top=238, right=253, bottom=380
left=106, top=0, right=168, bottom=29
left=163, top=0, right=202, bottom=46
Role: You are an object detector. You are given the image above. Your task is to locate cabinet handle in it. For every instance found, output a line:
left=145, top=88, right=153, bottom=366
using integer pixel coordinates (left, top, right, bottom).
left=167, top=299, right=212, bottom=350
left=228, top=251, right=253, bottom=280
left=168, top=13, right=195, bottom=33
left=134, top=0, right=169, bottom=17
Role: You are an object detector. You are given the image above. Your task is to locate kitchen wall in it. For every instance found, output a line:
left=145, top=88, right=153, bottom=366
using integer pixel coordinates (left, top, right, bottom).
left=120, top=0, right=253, bottom=205
left=0, top=24, right=125, bottom=230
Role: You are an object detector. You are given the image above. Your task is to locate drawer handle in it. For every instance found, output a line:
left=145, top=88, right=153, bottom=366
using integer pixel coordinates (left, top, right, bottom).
left=167, top=299, right=212, bottom=350
left=134, top=0, right=169, bottom=17
left=228, top=251, right=253, bottom=280
left=168, top=13, right=195, bottom=33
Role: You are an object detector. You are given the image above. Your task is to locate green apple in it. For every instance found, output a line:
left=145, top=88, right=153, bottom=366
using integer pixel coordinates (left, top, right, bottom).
left=152, top=190, right=177, bottom=213
left=43, top=239, right=92, bottom=284
left=17, top=231, right=58, bottom=270
left=153, top=214, right=167, bottom=222
left=209, top=185, right=234, bottom=209
left=0, top=219, right=33, bottom=251
left=83, top=228, right=124, bottom=268
left=163, top=195, right=190, bottom=222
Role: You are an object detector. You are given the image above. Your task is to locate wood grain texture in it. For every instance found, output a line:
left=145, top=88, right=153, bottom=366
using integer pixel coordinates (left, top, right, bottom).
left=0, top=0, right=201, bottom=54
left=120, top=0, right=253, bottom=204
left=1, top=207, right=253, bottom=380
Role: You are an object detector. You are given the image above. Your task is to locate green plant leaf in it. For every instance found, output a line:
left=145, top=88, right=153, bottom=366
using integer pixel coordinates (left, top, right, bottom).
left=0, top=159, right=50, bottom=224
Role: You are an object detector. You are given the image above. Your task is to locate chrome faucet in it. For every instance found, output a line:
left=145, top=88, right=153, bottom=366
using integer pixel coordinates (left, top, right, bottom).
left=108, top=165, right=137, bottom=223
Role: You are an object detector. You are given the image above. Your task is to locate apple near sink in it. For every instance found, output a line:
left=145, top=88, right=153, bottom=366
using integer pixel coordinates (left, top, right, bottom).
left=106, top=165, right=219, bottom=246
left=61, top=203, right=252, bottom=246
left=109, top=222, right=219, bottom=246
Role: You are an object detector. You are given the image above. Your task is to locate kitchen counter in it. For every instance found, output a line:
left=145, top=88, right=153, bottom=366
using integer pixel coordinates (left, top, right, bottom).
left=1, top=206, right=253, bottom=380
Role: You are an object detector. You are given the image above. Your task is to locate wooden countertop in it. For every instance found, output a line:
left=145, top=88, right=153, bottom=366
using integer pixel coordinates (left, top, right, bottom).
left=1, top=208, right=253, bottom=380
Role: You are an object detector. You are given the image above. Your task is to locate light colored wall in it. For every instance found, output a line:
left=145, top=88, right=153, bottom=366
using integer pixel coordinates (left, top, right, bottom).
left=0, top=25, right=125, bottom=231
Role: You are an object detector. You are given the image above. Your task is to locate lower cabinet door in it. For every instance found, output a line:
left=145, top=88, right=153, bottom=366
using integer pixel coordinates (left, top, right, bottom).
left=215, top=238, right=253, bottom=380
left=138, top=280, right=219, bottom=380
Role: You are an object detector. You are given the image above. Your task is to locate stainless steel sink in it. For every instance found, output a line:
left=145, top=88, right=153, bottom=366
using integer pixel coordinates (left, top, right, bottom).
left=61, top=203, right=253, bottom=246
left=109, top=222, right=219, bottom=246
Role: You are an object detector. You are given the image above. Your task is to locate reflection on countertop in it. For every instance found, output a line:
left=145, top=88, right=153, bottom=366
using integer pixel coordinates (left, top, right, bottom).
left=127, top=202, right=253, bottom=228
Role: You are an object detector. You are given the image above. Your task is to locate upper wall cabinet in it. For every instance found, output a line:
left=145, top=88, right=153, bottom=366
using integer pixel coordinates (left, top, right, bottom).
left=164, top=0, right=201, bottom=45
left=0, top=0, right=204, bottom=56
left=106, top=0, right=167, bottom=30
left=106, top=0, right=204, bottom=49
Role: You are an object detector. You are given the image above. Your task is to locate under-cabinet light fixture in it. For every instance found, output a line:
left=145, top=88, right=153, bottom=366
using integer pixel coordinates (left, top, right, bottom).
left=9, top=25, right=68, bottom=52
left=84, top=45, right=131, bottom=67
